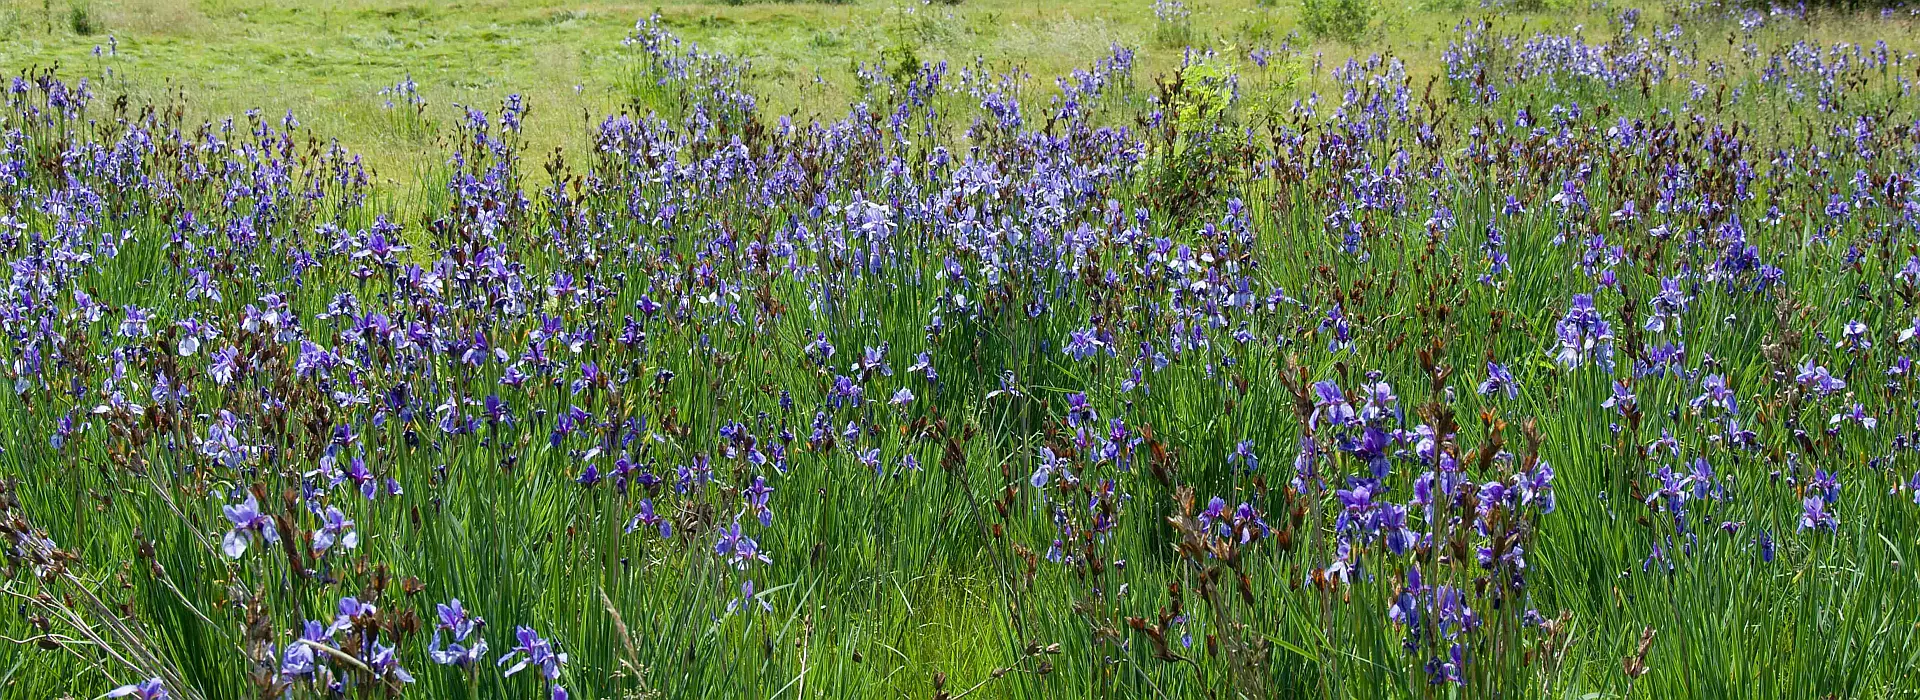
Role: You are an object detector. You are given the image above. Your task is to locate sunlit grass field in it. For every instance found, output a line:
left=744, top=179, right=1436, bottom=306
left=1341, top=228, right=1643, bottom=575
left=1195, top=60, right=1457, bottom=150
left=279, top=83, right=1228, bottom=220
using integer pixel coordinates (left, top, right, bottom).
left=3, top=0, right=1609, bottom=177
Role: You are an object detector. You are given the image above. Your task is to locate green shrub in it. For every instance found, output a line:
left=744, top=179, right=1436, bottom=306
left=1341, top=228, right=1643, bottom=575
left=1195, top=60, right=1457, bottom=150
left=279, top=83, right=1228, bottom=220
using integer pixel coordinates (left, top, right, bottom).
left=882, top=40, right=922, bottom=87
left=1142, top=59, right=1249, bottom=219
left=67, top=1, right=96, bottom=35
left=1301, top=0, right=1372, bottom=43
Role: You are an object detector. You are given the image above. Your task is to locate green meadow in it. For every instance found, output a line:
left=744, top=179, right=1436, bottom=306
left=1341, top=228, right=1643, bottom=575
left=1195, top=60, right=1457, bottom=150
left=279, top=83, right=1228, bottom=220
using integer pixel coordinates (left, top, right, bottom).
left=2, top=0, right=1920, bottom=699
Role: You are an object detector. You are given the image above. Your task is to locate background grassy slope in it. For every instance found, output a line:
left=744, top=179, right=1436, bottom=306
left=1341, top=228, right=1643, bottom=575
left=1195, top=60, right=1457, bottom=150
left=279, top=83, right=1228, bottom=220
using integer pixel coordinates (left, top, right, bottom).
left=4, top=0, right=1508, bottom=179
left=5, top=0, right=1901, bottom=179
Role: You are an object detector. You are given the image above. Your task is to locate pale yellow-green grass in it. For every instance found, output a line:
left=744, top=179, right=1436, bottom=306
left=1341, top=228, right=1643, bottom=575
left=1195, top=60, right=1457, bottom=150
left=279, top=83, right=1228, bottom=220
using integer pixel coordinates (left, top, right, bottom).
left=2, top=0, right=1912, bottom=189
left=0, top=0, right=1517, bottom=178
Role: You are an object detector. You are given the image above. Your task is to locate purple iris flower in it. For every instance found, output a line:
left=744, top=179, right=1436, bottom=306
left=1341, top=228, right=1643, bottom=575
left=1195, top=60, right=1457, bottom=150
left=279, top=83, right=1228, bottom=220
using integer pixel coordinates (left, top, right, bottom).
left=105, top=679, right=170, bottom=700
left=1341, top=426, right=1394, bottom=479
left=714, top=519, right=770, bottom=569
left=1065, top=392, right=1096, bottom=427
left=333, top=455, right=380, bottom=500
left=1478, top=362, right=1518, bottom=399
left=1552, top=294, right=1614, bottom=371
left=745, top=477, right=775, bottom=526
left=1228, top=440, right=1259, bottom=472
left=312, top=506, right=358, bottom=555
left=280, top=621, right=327, bottom=678
left=1065, top=327, right=1108, bottom=361
left=328, top=597, right=376, bottom=638
left=1690, top=374, right=1737, bottom=414
left=1829, top=403, right=1876, bottom=430
left=221, top=493, right=279, bottom=559
left=498, top=626, right=567, bottom=681
left=1321, top=304, right=1353, bottom=354
left=1030, top=446, right=1060, bottom=488
left=1900, top=318, right=1920, bottom=345
left=1311, top=381, right=1357, bottom=428
left=1799, top=496, right=1837, bottom=532
left=1796, top=359, right=1845, bottom=395
left=853, top=345, right=892, bottom=378
left=1643, top=276, right=1689, bottom=333
left=1839, top=320, right=1871, bottom=352
left=728, top=579, right=774, bottom=614
left=208, top=345, right=239, bottom=385
left=368, top=641, right=414, bottom=684
left=907, top=351, right=938, bottom=381
left=625, top=499, right=672, bottom=538
left=430, top=599, right=489, bottom=666
left=1601, top=381, right=1636, bottom=415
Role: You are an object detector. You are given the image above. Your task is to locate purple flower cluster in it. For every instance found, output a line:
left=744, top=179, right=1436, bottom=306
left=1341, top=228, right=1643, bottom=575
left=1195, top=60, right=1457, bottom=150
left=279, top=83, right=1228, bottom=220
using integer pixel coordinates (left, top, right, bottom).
left=14, top=6, right=1920, bottom=698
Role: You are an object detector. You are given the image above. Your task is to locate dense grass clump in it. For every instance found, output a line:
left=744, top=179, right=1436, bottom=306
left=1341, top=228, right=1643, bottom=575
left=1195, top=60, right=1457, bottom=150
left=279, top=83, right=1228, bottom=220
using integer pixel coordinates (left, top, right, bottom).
left=2, top=4, right=1920, bottom=700
left=1301, top=0, right=1374, bottom=42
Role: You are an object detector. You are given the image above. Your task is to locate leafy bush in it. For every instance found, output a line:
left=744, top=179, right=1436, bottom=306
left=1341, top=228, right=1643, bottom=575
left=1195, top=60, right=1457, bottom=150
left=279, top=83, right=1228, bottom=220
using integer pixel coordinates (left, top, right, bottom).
left=1142, top=57, right=1249, bottom=218
left=1301, top=0, right=1373, bottom=43
left=881, top=40, right=922, bottom=87
left=67, top=1, right=96, bottom=35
